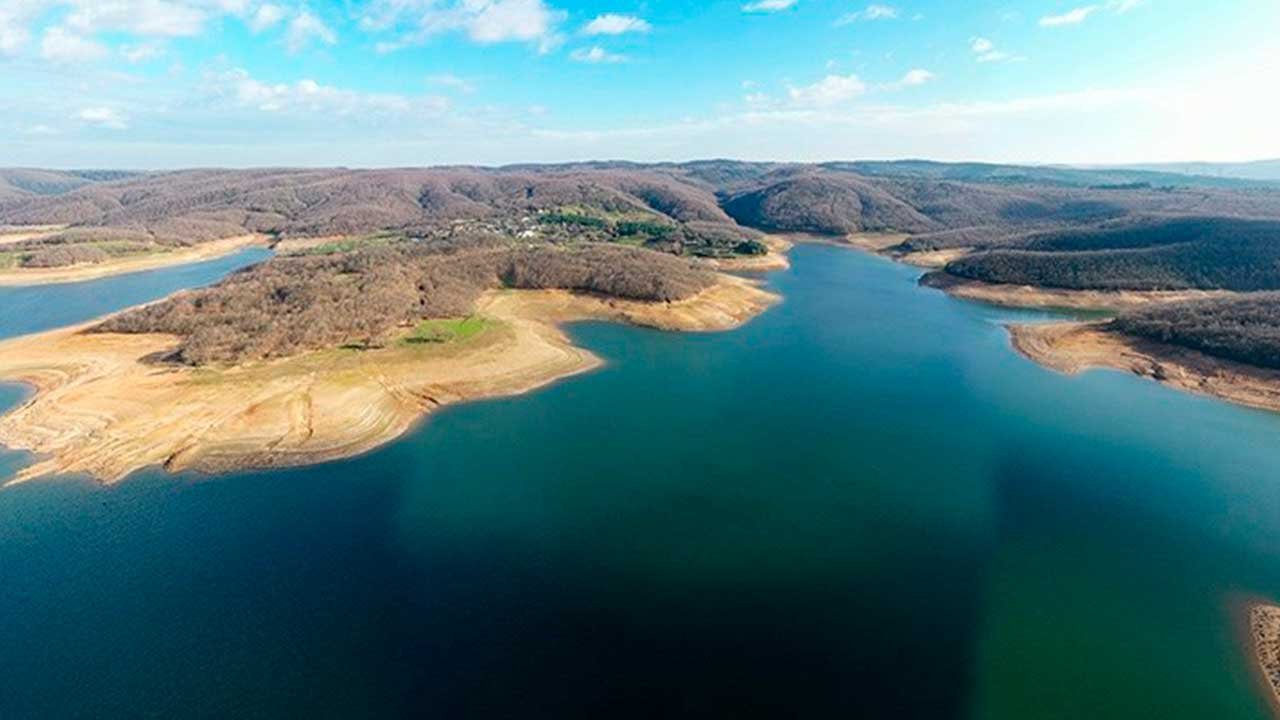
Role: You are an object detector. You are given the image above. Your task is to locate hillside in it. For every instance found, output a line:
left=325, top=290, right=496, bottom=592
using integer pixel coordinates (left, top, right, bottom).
left=0, top=169, right=137, bottom=205
left=942, top=217, right=1280, bottom=291
left=95, top=241, right=717, bottom=364
left=1110, top=293, right=1280, bottom=370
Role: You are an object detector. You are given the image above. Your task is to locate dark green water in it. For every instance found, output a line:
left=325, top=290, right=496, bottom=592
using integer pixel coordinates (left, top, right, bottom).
left=2, top=245, right=1280, bottom=718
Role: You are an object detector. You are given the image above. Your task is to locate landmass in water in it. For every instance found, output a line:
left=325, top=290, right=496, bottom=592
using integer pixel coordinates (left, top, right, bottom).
left=3, top=160, right=1280, bottom=483
left=5, top=160, right=1280, bottom=716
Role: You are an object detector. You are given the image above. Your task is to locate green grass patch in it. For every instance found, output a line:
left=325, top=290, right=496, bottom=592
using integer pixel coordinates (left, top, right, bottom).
left=299, top=231, right=404, bottom=256
left=400, top=316, right=495, bottom=346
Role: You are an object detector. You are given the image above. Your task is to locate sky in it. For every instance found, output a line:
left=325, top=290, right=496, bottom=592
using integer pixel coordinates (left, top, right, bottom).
left=1, top=0, right=1278, bottom=169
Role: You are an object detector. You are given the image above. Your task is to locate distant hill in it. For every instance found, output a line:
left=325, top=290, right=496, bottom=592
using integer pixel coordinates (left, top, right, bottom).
left=824, top=159, right=1280, bottom=190
left=0, top=169, right=140, bottom=204
left=1102, top=160, right=1280, bottom=183
left=3, top=160, right=1280, bottom=270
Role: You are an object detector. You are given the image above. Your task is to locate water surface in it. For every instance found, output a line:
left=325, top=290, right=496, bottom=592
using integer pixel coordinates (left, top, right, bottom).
left=0, top=246, right=270, bottom=337
left=2, top=245, right=1279, bottom=718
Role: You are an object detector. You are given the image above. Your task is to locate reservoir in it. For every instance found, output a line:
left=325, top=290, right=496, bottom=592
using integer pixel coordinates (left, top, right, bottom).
left=1, top=244, right=1279, bottom=718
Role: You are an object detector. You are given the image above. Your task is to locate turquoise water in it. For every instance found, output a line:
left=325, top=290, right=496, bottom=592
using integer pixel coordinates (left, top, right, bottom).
left=2, top=244, right=1280, bottom=718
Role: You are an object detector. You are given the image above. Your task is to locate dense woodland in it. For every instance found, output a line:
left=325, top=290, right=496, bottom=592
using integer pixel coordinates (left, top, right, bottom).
left=94, top=241, right=714, bottom=364
left=1110, top=294, right=1280, bottom=370
left=943, top=218, right=1280, bottom=291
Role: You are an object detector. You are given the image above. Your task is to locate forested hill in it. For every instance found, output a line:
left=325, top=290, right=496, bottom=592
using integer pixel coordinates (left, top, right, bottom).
left=7, top=160, right=1280, bottom=374
left=1110, top=294, right=1280, bottom=371
left=0, top=169, right=138, bottom=203
left=4, top=161, right=1280, bottom=271
left=943, top=218, right=1280, bottom=292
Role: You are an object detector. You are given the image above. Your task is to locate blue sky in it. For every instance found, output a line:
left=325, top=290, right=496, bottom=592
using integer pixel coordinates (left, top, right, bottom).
left=2, top=0, right=1278, bottom=168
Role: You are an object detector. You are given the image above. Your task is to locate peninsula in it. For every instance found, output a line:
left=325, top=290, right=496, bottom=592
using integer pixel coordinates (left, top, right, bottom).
left=4, top=160, right=1280, bottom=482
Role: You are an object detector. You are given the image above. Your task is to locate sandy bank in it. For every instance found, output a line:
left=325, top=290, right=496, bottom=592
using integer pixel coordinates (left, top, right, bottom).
left=706, top=235, right=794, bottom=272
left=921, top=272, right=1236, bottom=312
left=1241, top=601, right=1280, bottom=719
left=830, top=232, right=968, bottom=268
left=0, top=234, right=268, bottom=287
left=0, top=274, right=778, bottom=484
left=1008, top=321, right=1280, bottom=414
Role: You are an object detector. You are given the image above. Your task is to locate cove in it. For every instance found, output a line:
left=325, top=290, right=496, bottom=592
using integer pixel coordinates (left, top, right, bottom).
left=2, top=244, right=1280, bottom=718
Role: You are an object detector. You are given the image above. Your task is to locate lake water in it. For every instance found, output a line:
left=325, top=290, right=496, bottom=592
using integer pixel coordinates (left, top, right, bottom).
left=2, top=244, right=1280, bottom=718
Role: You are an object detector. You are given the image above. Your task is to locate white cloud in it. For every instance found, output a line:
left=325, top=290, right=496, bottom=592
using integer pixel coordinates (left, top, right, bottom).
left=970, top=36, right=1016, bottom=63
left=285, top=8, right=336, bottom=53
left=1109, top=0, right=1143, bottom=12
left=582, top=13, right=650, bottom=35
left=742, top=0, right=797, bottom=13
left=1039, top=6, right=1097, bottom=27
left=121, top=41, right=165, bottom=62
left=203, top=67, right=449, bottom=116
left=0, top=1, right=42, bottom=57
left=78, top=106, right=129, bottom=130
left=360, top=0, right=566, bottom=52
left=835, top=4, right=898, bottom=25
left=40, top=26, right=109, bottom=63
left=64, top=0, right=209, bottom=37
left=248, top=3, right=285, bottom=32
left=0, top=24, right=30, bottom=57
left=427, top=73, right=476, bottom=93
left=1041, top=1, right=1143, bottom=27
left=898, top=68, right=934, bottom=86
left=788, top=73, right=866, bottom=107
left=1, top=1, right=305, bottom=59
left=570, top=45, right=627, bottom=64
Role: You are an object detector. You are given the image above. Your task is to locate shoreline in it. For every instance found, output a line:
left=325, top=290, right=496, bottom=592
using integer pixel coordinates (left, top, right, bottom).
left=1233, top=597, right=1280, bottom=720
left=830, top=245, right=1280, bottom=419
left=1007, top=321, right=1280, bottom=415
left=707, top=235, right=794, bottom=272
left=0, top=234, right=269, bottom=287
left=0, top=273, right=779, bottom=484
left=919, top=271, right=1237, bottom=312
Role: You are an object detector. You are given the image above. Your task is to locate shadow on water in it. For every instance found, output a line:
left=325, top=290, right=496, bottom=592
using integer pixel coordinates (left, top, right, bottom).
left=971, top=445, right=1277, bottom=719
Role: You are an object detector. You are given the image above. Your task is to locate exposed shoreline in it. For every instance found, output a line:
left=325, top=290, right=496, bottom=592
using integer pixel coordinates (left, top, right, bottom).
left=1236, top=598, right=1280, bottom=720
left=1008, top=321, right=1280, bottom=415
left=919, top=271, right=1237, bottom=312
left=707, top=234, right=794, bottom=272
left=0, top=234, right=269, bottom=287
left=913, top=270, right=1280, bottom=415
left=0, top=273, right=778, bottom=484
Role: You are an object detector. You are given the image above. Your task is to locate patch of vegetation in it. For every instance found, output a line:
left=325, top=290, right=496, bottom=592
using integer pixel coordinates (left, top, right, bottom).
left=539, top=211, right=608, bottom=229
left=401, top=316, right=494, bottom=345
left=616, top=220, right=676, bottom=240
left=296, top=231, right=404, bottom=256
